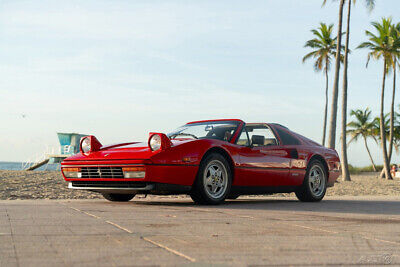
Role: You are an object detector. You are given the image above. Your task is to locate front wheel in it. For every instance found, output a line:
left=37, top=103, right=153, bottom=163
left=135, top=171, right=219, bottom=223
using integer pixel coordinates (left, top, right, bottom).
left=102, top=193, right=136, bottom=202
left=295, top=160, right=327, bottom=202
left=190, top=153, right=232, bottom=205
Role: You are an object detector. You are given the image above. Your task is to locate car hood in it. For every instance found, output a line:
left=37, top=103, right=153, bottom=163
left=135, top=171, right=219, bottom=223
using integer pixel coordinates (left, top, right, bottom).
left=63, top=139, right=195, bottom=161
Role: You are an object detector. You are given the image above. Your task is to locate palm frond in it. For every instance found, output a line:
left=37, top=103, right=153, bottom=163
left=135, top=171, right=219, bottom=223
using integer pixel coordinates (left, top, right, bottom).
left=364, top=0, right=375, bottom=13
left=347, top=108, right=376, bottom=146
left=303, top=22, right=341, bottom=73
left=302, top=51, right=319, bottom=63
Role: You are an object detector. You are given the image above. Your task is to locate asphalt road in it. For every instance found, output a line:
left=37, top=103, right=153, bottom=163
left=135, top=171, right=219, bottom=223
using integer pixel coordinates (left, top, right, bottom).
left=1, top=196, right=400, bottom=266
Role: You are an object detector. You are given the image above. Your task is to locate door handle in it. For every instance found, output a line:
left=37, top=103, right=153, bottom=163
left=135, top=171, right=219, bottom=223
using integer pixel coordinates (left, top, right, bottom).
left=289, top=149, right=298, bottom=159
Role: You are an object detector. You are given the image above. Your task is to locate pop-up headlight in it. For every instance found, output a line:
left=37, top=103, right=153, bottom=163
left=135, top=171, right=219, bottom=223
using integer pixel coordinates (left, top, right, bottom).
left=79, top=135, right=102, bottom=154
left=148, top=133, right=172, bottom=152
left=81, top=137, right=91, bottom=153
left=149, top=134, right=162, bottom=151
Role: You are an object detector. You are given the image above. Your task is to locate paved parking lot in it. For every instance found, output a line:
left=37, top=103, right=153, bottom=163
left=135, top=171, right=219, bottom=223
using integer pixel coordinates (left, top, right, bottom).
left=1, top=196, right=400, bottom=266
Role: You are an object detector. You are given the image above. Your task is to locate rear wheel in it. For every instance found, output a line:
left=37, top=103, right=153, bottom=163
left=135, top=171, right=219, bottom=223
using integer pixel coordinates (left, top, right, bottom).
left=190, top=153, right=232, bottom=205
left=295, top=160, right=327, bottom=202
left=102, top=193, right=136, bottom=202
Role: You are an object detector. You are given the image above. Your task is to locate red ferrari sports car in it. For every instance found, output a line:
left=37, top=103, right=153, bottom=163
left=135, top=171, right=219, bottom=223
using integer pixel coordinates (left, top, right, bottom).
left=61, top=119, right=340, bottom=204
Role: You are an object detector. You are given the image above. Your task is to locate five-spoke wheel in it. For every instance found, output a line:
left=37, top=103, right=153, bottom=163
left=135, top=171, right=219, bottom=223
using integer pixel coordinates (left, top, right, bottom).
left=295, top=160, right=327, bottom=202
left=190, top=153, right=232, bottom=205
left=203, top=160, right=228, bottom=200
left=308, top=165, right=326, bottom=198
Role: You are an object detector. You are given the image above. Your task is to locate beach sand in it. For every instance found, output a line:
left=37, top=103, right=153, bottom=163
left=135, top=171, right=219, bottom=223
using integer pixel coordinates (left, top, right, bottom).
left=0, top=170, right=399, bottom=200
left=0, top=170, right=100, bottom=200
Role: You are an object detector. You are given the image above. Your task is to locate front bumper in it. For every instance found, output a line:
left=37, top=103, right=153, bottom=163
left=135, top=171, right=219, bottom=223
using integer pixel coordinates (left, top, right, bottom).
left=69, top=181, right=155, bottom=193
left=327, top=170, right=341, bottom=187
left=61, top=162, right=198, bottom=187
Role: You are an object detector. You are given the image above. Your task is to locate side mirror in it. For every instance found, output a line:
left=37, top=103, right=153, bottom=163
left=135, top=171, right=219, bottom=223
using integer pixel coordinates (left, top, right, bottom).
left=251, top=135, right=265, bottom=146
left=205, top=125, right=213, bottom=131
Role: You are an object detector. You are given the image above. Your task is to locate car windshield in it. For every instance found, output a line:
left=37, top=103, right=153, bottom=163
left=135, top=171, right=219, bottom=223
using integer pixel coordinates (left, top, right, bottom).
left=168, top=121, right=240, bottom=142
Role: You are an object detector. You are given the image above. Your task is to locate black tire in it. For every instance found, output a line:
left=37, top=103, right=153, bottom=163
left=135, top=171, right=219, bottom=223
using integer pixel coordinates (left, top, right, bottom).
left=190, top=153, right=232, bottom=205
left=295, top=160, right=327, bottom=202
left=102, top=193, right=135, bottom=202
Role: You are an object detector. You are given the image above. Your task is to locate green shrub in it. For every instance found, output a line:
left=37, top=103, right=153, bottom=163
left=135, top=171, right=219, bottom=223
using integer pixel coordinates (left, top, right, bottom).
left=348, top=164, right=383, bottom=174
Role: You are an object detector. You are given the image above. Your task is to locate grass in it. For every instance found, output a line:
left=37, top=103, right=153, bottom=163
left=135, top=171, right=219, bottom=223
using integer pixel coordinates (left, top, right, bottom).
left=348, top=164, right=383, bottom=174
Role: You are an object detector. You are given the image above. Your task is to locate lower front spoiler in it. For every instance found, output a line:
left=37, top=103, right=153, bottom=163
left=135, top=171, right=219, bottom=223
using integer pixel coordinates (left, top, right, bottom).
left=68, top=181, right=191, bottom=195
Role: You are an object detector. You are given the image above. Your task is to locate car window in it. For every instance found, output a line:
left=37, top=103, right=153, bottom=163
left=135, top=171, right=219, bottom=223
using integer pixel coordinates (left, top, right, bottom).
left=246, top=125, right=278, bottom=147
left=236, top=129, right=249, bottom=146
left=274, top=127, right=301, bottom=145
left=168, top=121, right=240, bottom=142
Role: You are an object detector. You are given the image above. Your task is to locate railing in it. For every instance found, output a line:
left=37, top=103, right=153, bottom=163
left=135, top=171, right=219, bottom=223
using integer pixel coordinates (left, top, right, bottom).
left=21, top=146, right=60, bottom=171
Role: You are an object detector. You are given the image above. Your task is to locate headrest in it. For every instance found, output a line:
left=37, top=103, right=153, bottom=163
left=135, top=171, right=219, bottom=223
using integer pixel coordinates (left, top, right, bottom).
left=265, top=138, right=277, bottom=146
left=251, top=135, right=265, bottom=146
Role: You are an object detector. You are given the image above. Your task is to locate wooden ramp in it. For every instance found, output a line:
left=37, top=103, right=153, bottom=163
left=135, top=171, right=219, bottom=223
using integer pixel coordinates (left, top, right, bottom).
left=26, top=158, right=50, bottom=171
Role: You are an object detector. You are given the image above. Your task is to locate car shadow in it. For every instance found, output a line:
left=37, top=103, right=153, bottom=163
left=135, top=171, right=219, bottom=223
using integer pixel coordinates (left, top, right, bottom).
left=132, top=197, right=400, bottom=216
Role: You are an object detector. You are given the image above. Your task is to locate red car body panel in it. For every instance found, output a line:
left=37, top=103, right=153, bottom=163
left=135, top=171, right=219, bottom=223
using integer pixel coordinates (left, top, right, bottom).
left=61, top=119, right=340, bottom=194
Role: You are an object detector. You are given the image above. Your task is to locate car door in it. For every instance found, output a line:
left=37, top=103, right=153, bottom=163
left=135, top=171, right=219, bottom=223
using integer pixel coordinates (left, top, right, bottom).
left=271, top=125, right=308, bottom=186
left=234, top=124, right=292, bottom=186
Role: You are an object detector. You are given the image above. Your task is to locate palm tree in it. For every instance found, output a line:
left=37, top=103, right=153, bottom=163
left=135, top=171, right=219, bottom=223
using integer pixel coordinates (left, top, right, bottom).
left=340, top=0, right=352, bottom=181
left=377, top=23, right=400, bottom=179
left=358, top=18, right=400, bottom=180
left=347, top=108, right=377, bottom=171
left=374, top=111, right=400, bottom=176
left=323, top=0, right=345, bottom=150
left=371, top=114, right=390, bottom=140
left=303, top=23, right=340, bottom=147
left=387, top=23, right=400, bottom=167
left=376, top=22, right=400, bottom=179
left=340, top=0, right=375, bottom=181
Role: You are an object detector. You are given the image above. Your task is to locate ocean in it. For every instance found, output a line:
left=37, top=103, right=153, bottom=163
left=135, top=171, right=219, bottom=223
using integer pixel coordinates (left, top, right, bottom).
left=0, top=161, right=60, bottom=171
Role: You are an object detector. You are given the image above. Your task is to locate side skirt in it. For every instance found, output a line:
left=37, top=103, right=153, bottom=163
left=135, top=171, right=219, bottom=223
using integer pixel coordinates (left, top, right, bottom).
left=70, top=182, right=300, bottom=196
left=230, top=185, right=300, bottom=195
left=151, top=183, right=192, bottom=195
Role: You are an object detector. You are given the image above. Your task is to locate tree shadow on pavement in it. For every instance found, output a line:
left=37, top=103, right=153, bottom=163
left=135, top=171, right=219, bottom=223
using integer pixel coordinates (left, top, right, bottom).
left=133, top=197, right=400, bottom=216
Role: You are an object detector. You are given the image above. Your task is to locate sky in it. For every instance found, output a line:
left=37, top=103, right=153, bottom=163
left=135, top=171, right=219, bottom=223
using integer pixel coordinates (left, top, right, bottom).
left=1, top=0, right=400, bottom=166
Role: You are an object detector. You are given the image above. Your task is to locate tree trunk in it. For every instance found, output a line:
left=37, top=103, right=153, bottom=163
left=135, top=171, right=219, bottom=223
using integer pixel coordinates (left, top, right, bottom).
left=363, top=135, right=377, bottom=172
left=328, top=0, right=345, bottom=149
left=322, top=63, right=329, bottom=146
left=340, top=0, right=351, bottom=181
left=387, top=60, right=396, bottom=180
left=380, top=59, right=392, bottom=180
left=379, top=59, right=396, bottom=179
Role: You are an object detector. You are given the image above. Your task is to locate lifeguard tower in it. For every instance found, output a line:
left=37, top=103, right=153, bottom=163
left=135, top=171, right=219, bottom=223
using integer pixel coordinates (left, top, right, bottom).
left=56, top=132, right=88, bottom=159
left=25, top=132, right=87, bottom=170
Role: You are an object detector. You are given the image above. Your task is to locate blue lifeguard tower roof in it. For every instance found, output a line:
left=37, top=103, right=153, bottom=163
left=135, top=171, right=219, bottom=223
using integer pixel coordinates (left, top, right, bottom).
left=57, top=132, right=88, bottom=155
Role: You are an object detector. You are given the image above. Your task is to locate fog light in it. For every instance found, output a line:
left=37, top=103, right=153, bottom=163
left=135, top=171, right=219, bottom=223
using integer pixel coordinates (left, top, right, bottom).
left=63, top=167, right=82, bottom=178
left=122, top=167, right=146, bottom=178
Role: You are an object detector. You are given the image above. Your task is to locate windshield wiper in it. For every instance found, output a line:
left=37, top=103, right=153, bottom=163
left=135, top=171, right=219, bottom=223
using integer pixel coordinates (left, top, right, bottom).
left=170, top=133, right=198, bottom=139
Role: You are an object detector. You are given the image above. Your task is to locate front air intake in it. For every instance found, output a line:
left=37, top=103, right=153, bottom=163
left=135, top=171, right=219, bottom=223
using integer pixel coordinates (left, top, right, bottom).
left=80, top=167, right=124, bottom=178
